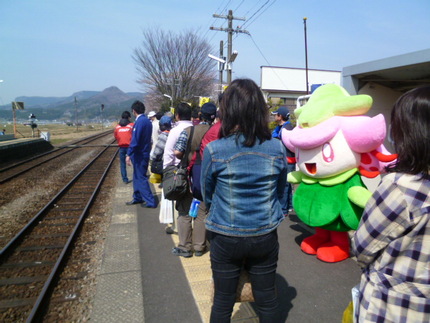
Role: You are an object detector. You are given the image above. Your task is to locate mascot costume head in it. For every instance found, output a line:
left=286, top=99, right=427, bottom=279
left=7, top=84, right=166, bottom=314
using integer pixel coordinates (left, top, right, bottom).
left=283, top=84, right=396, bottom=263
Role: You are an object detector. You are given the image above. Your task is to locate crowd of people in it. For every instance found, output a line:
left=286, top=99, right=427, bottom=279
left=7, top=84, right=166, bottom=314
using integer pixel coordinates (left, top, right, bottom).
left=113, top=81, right=430, bottom=322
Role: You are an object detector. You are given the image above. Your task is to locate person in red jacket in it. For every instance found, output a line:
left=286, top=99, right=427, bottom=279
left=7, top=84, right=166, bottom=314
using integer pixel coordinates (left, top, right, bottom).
left=114, top=111, right=134, bottom=184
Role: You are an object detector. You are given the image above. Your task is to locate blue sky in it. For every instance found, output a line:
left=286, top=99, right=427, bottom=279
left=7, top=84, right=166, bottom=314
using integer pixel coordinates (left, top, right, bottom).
left=0, top=0, right=429, bottom=104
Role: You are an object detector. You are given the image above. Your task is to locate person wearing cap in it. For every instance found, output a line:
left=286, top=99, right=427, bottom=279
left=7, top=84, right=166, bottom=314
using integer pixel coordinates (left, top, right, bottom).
left=148, top=111, right=159, bottom=156
left=150, top=115, right=176, bottom=233
left=171, top=102, right=217, bottom=258
left=271, top=106, right=296, bottom=215
left=150, top=115, right=172, bottom=168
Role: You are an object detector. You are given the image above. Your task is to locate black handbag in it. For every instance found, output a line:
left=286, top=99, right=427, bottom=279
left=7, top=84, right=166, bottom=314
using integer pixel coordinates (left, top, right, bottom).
left=162, top=127, right=194, bottom=201
left=151, top=156, right=163, bottom=175
left=162, top=165, right=189, bottom=200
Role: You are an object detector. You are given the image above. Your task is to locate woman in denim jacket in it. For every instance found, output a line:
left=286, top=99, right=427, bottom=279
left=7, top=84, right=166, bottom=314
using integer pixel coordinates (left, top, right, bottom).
left=201, top=79, right=287, bottom=322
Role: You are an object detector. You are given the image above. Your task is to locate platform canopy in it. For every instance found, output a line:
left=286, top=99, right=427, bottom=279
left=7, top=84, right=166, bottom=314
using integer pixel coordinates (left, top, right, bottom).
left=343, top=48, right=430, bottom=94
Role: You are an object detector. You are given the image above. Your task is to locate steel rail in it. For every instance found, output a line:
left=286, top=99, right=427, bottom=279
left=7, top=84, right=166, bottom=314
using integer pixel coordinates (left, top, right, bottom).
left=0, top=131, right=114, bottom=184
left=0, top=144, right=115, bottom=257
left=0, top=145, right=118, bottom=322
left=27, top=147, right=118, bottom=322
left=0, top=130, right=110, bottom=173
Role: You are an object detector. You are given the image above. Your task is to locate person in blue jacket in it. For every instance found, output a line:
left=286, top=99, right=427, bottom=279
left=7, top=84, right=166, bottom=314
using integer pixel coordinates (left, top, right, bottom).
left=125, top=100, right=157, bottom=208
left=271, top=106, right=296, bottom=215
left=202, top=79, right=287, bottom=322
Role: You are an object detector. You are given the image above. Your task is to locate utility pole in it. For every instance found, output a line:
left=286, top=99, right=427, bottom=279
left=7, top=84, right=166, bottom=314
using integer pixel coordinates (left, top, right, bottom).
left=167, top=77, right=180, bottom=104
left=74, top=96, right=78, bottom=132
left=219, top=40, right=224, bottom=91
left=101, top=104, right=105, bottom=129
left=210, top=10, right=249, bottom=84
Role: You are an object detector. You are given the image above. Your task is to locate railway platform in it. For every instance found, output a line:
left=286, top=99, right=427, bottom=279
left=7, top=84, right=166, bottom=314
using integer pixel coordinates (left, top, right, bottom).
left=0, top=137, right=53, bottom=164
left=90, top=171, right=362, bottom=323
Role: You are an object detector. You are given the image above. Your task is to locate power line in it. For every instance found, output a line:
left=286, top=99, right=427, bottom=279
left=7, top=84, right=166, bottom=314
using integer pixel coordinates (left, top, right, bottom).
left=220, top=0, right=233, bottom=14
left=241, top=0, right=270, bottom=28
left=242, top=0, right=277, bottom=29
left=233, top=0, right=245, bottom=12
left=210, top=9, right=249, bottom=84
left=202, top=0, right=230, bottom=39
left=247, top=34, right=289, bottom=89
left=248, top=34, right=271, bottom=66
left=241, top=0, right=266, bottom=17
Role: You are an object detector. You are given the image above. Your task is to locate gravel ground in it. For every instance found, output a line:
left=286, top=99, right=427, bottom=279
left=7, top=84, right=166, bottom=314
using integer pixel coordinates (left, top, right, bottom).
left=0, top=133, right=120, bottom=322
left=43, top=163, right=119, bottom=323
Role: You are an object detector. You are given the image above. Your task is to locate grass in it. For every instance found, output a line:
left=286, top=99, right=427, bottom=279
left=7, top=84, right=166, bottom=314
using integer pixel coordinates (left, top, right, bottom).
left=1, top=123, right=115, bottom=145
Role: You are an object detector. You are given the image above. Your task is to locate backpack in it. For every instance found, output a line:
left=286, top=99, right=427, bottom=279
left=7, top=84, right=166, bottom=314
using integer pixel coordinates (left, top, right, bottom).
left=185, top=124, right=211, bottom=200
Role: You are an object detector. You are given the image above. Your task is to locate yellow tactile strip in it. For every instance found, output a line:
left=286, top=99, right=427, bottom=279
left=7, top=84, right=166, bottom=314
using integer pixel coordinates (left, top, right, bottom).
left=170, top=234, right=259, bottom=322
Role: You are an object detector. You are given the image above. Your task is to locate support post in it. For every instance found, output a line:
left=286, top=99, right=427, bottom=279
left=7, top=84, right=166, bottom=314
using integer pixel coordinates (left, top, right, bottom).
left=304, top=17, right=309, bottom=94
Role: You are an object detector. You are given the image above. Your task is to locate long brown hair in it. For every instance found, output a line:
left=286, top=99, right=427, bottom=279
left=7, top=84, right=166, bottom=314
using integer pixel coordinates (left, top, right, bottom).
left=219, top=79, right=271, bottom=147
left=388, top=86, right=430, bottom=175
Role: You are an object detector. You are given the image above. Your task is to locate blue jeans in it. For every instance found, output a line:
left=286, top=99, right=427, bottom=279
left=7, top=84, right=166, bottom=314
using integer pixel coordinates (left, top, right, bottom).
left=119, top=147, right=128, bottom=182
left=281, top=163, right=295, bottom=214
left=208, top=230, right=280, bottom=323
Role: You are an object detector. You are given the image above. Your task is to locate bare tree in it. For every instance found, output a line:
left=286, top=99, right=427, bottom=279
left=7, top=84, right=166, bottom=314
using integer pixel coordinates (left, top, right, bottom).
left=133, top=28, right=216, bottom=104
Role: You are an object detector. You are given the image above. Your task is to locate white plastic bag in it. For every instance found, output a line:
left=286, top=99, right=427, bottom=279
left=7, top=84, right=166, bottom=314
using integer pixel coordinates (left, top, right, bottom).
left=159, top=189, right=174, bottom=224
left=351, top=284, right=360, bottom=323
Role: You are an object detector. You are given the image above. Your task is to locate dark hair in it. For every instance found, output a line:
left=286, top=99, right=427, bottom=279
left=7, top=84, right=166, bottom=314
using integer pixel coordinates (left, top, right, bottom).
left=192, top=109, right=200, bottom=119
left=281, top=114, right=290, bottom=122
left=218, top=93, right=224, bottom=105
left=219, top=79, right=271, bottom=147
left=159, top=123, right=171, bottom=131
left=155, top=111, right=163, bottom=120
left=201, top=113, right=215, bottom=123
left=131, top=100, right=146, bottom=115
left=387, top=85, right=430, bottom=175
left=121, top=111, right=131, bottom=119
left=175, top=102, right=192, bottom=121
left=119, top=118, right=130, bottom=127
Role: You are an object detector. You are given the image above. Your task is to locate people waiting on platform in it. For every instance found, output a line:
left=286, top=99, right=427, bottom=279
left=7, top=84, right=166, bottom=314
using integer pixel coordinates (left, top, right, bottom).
left=173, top=102, right=217, bottom=257
left=352, top=86, right=430, bottom=323
left=150, top=115, right=175, bottom=234
left=271, top=106, right=296, bottom=215
left=150, top=115, right=172, bottom=176
left=201, top=79, right=288, bottom=322
left=148, top=110, right=159, bottom=156
left=191, top=108, right=201, bottom=126
left=114, top=111, right=134, bottom=184
left=163, top=103, right=193, bottom=256
left=125, top=100, right=157, bottom=208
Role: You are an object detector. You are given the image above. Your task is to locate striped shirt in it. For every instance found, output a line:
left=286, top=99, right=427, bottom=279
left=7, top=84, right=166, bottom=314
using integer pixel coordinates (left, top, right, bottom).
left=150, top=131, right=169, bottom=162
left=352, top=172, right=430, bottom=323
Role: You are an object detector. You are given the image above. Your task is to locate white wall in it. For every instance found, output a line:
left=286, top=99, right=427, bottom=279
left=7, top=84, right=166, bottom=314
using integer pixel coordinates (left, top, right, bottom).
left=357, top=82, right=403, bottom=153
left=261, top=67, right=341, bottom=91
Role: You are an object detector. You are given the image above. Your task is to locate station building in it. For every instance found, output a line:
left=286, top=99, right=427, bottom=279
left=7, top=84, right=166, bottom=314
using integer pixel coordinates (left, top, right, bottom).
left=260, top=48, right=430, bottom=151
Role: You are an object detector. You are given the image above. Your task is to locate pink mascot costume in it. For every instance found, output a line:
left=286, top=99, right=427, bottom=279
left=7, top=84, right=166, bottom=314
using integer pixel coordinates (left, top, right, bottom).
left=282, top=84, right=396, bottom=263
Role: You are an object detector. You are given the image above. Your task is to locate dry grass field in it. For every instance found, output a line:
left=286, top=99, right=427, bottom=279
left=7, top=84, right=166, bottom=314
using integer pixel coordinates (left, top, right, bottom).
left=1, top=123, right=116, bottom=145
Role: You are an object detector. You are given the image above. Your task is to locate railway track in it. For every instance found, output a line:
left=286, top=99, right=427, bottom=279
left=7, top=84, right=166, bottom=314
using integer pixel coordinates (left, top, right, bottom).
left=0, top=144, right=118, bottom=322
left=0, top=130, right=113, bottom=184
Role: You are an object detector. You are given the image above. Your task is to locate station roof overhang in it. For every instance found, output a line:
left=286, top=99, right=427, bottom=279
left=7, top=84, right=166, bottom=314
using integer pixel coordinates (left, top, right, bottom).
left=342, top=49, right=430, bottom=94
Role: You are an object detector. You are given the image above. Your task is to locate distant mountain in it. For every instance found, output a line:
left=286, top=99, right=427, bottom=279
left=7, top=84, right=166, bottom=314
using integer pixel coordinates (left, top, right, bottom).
left=0, top=86, right=145, bottom=121
left=8, top=87, right=143, bottom=109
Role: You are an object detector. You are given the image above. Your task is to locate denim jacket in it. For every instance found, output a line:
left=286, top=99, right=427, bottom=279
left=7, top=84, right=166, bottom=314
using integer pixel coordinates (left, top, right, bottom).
left=201, top=134, right=288, bottom=237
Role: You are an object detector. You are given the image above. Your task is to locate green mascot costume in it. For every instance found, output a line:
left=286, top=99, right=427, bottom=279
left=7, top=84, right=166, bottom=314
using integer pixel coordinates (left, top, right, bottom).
left=282, top=84, right=397, bottom=262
